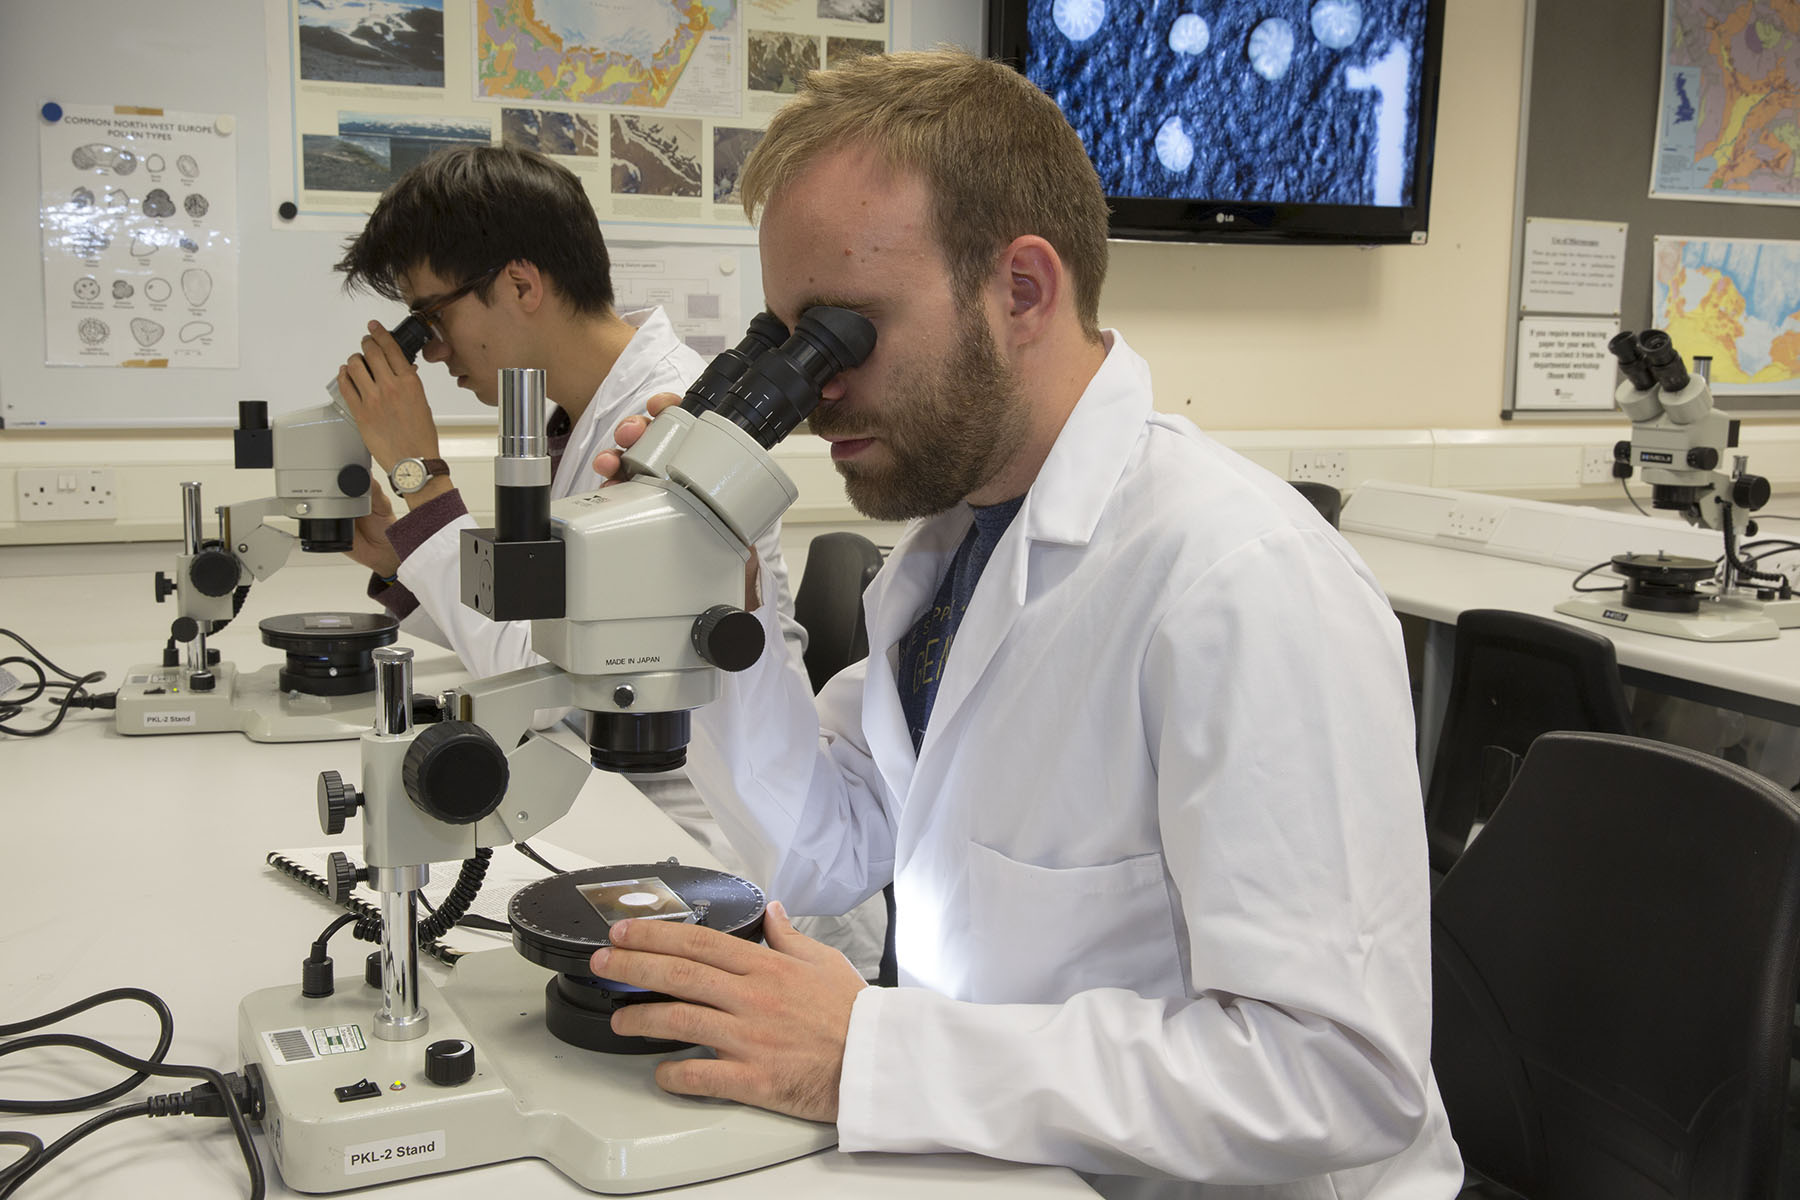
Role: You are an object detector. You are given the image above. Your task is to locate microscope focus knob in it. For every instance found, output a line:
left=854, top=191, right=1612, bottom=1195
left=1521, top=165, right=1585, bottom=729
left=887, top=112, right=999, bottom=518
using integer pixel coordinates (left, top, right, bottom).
left=325, top=851, right=366, bottom=904
left=424, top=1039, right=476, bottom=1087
left=188, top=546, right=240, bottom=597
left=1733, top=473, right=1772, bottom=512
left=154, top=571, right=177, bottom=603
left=1686, top=447, right=1720, bottom=471
left=691, top=605, right=765, bottom=673
left=317, top=770, right=363, bottom=835
left=402, top=721, right=509, bottom=825
left=336, top=464, right=371, bottom=498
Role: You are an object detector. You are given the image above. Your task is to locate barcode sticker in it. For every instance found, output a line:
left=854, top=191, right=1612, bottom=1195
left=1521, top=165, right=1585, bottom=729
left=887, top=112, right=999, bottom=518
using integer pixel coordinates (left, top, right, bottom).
left=263, top=1028, right=316, bottom=1064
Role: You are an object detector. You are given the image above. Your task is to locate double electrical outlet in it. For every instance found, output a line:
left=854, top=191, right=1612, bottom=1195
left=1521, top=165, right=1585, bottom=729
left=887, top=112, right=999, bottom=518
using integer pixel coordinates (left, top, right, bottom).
left=15, top=468, right=117, bottom=521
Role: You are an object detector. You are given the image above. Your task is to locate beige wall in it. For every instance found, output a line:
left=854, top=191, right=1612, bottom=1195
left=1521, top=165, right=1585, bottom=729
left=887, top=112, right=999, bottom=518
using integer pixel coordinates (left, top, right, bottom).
left=1104, top=0, right=1528, bottom=431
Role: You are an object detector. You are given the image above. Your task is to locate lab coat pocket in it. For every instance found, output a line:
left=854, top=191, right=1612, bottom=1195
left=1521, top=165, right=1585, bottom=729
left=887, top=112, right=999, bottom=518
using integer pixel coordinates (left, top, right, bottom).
left=965, top=841, right=1180, bottom=1005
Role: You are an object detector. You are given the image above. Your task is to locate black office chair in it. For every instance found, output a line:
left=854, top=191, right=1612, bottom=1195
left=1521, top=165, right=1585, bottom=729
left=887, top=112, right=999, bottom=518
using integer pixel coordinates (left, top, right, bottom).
left=793, top=531, right=884, bottom=694
left=791, top=530, right=895, bottom=986
left=1289, top=479, right=1342, bottom=528
left=1423, top=609, right=1634, bottom=877
left=1433, top=731, right=1800, bottom=1199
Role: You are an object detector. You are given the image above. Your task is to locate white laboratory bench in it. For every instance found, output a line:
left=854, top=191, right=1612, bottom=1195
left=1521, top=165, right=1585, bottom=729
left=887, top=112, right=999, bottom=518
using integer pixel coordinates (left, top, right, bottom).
left=1, top=547, right=1094, bottom=1200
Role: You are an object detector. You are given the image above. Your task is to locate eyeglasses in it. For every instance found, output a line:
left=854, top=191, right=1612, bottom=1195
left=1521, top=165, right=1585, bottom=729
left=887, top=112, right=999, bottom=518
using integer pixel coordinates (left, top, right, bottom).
left=408, top=263, right=506, bottom=342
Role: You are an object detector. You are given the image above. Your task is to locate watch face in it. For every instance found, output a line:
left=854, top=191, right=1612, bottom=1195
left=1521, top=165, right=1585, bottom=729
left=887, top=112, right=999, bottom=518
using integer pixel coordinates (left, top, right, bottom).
left=392, top=459, right=426, bottom=491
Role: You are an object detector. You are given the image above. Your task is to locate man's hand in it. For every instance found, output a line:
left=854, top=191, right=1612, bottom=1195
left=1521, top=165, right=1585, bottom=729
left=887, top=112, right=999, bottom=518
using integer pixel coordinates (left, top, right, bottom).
left=338, top=320, right=440, bottom=474
left=589, top=390, right=683, bottom=481
left=590, top=901, right=865, bottom=1124
left=348, top=478, right=400, bottom=578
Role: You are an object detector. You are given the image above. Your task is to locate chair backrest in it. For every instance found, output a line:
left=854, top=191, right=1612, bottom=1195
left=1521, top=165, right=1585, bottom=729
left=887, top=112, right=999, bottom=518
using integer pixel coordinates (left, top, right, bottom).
left=1432, top=731, right=1800, bottom=1200
left=1424, top=608, right=1634, bottom=874
left=793, top=531, right=884, bottom=695
left=1289, top=479, right=1342, bottom=528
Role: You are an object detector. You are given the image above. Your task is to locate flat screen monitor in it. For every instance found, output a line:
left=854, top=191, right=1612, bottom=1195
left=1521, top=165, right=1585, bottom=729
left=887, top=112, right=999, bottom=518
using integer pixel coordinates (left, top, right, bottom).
left=987, top=0, right=1445, bottom=244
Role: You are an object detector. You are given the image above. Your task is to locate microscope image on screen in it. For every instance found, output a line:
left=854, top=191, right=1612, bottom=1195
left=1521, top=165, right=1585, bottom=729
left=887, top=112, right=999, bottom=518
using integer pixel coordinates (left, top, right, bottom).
left=1022, top=0, right=1431, bottom=208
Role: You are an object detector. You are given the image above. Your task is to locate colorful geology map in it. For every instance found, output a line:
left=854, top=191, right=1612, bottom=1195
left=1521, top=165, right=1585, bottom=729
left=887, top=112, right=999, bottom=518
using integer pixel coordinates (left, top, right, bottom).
left=1652, top=0, right=1800, bottom=203
left=478, top=0, right=738, bottom=107
left=1653, top=235, right=1800, bottom=392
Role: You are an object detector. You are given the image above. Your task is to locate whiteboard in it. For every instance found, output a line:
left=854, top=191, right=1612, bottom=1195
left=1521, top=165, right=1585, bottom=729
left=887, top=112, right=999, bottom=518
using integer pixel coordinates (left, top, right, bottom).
left=0, top=1, right=979, bottom=429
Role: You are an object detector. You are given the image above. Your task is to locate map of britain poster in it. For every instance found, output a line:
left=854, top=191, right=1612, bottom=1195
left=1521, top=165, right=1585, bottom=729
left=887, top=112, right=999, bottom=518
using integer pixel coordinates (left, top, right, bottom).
left=1651, top=0, right=1800, bottom=204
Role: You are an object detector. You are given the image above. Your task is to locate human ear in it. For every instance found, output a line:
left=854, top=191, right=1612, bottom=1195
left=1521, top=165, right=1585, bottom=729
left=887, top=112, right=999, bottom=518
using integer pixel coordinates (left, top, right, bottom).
left=997, top=237, right=1060, bottom=344
left=507, top=260, right=546, bottom=315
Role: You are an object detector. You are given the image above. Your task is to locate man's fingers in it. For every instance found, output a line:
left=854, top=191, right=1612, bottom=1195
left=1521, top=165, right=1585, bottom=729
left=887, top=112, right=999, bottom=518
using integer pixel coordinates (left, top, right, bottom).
left=338, top=358, right=373, bottom=405
left=364, top=321, right=410, bottom=374
left=653, top=1055, right=761, bottom=1104
left=645, top=391, right=682, bottom=418
left=592, top=448, right=624, bottom=483
left=613, top=413, right=649, bottom=449
left=760, top=902, right=836, bottom=966
left=609, top=999, right=733, bottom=1049
left=589, top=944, right=747, bottom=1008
left=607, top=916, right=772, bottom=973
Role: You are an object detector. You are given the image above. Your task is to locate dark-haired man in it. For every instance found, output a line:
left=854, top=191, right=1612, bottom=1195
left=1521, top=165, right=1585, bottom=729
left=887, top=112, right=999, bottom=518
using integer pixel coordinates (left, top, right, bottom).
left=332, top=143, right=883, bottom=975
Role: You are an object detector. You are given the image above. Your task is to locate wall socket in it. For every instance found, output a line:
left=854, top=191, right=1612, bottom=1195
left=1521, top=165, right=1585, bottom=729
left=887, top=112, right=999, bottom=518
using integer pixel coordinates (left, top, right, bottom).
left=1289, top=450, right=1348, bottom=485
left=1579, top=444, right=1618, bottom=486
left=1440, top=499, right=1505, bottom=543
left=17, top=468, right=118, bottom=521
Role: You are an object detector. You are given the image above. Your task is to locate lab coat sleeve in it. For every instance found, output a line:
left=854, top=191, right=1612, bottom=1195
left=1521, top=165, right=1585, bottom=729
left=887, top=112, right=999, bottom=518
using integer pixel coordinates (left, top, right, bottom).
left=686, top=567, right=894, bottom=918
left=837, top=527, right=1436, bottom=1184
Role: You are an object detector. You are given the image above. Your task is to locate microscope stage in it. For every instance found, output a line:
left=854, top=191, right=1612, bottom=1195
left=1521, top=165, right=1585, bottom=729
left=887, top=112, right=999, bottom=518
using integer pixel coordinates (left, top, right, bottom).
left=115, top=661, right=374, bottom=741
left=240, top=947, right=834, bottom=1192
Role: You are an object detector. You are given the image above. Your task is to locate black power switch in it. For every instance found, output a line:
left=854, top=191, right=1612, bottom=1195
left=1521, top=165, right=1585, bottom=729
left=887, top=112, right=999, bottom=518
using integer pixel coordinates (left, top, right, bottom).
left=333, top=1079, right=382, bottom=1103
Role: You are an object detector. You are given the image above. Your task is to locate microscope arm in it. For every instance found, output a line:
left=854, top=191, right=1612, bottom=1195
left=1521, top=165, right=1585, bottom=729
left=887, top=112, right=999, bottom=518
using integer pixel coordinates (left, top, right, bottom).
left=221, top=496, right=300, bottom=581
left=446, top=664, right=592, bottom=848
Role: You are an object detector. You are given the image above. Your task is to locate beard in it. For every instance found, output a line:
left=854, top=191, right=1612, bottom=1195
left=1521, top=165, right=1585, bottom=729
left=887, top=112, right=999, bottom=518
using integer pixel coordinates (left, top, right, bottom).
left=808, top=305, right=1030, bottom=522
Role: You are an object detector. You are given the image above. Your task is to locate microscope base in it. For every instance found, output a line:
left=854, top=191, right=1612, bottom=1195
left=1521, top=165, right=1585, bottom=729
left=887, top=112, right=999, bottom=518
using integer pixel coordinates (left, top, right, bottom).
left=238, top=948, right=835, bottom=1194
left=114, top=661, right=373, bottom=741
left=1554, top=592, right=1800, bottom=642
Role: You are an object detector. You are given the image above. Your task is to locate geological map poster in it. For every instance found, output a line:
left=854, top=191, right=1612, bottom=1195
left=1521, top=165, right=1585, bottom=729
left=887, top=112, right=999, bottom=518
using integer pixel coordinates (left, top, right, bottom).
left=268, top=0, right=891, bottom=239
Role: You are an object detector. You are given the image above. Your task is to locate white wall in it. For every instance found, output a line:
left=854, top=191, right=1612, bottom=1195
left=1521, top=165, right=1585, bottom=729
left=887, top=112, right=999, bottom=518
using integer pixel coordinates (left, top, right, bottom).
left=7, top=0, right=1800, bottom=548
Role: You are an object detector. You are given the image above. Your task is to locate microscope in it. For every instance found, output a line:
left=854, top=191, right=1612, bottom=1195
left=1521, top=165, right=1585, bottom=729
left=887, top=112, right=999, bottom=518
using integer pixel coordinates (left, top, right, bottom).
left=238, top=307, right=875, bottom=1192
left=114, top=318, right=432, bottom=739
left=1553, top=329, right=1800, bottom=642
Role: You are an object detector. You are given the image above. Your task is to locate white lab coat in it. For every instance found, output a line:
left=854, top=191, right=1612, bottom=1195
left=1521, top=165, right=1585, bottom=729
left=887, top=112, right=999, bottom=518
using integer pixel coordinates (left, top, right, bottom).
left=392, top=306, right=806, bottom=669
left=689, top=332, right=1465, bottom=1198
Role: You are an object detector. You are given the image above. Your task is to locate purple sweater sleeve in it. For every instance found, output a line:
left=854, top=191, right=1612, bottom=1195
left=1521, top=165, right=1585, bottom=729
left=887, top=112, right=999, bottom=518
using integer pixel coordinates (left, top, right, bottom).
left=366, top=488, right=470, bottom=619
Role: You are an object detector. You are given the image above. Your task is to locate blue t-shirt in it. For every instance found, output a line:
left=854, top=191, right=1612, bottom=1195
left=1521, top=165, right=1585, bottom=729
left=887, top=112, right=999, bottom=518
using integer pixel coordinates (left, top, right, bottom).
left=895, top=496, right=1025, bottom=753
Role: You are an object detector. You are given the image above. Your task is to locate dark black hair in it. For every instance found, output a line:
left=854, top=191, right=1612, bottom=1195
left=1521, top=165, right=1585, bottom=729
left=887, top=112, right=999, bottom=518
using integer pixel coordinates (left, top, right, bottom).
left=335, top=144, right=614, bottom=314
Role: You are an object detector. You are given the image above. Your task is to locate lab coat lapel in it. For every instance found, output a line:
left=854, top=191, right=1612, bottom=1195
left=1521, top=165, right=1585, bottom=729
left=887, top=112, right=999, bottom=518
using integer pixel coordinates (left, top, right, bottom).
left=914, top=333, right=1154, bottom=760
left=858, top=514, right=968, bottom=804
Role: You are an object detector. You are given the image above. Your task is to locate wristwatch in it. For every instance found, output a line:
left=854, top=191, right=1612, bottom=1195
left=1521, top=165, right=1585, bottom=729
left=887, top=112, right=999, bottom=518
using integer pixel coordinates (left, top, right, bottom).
left=389, top=456, right=449, bottom=495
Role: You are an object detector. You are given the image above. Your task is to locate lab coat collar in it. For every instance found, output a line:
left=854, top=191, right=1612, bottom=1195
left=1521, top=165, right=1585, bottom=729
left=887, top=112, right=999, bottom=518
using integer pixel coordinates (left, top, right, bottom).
left=553, top=306, right=675, bottom=494
left=859, top=331, right=1153, bottom=790
left=1018, top=329, right=1152, bottom=553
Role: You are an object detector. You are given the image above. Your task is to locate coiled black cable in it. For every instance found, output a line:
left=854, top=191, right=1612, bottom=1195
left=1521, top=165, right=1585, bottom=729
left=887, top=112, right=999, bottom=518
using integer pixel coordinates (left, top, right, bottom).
left=350, top=847, right=494, bottom=945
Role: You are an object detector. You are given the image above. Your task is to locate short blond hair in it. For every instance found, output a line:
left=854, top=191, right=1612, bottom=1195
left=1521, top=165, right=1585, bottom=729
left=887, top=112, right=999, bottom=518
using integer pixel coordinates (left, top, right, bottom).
left=741, top=49, right=1110, bottom=338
